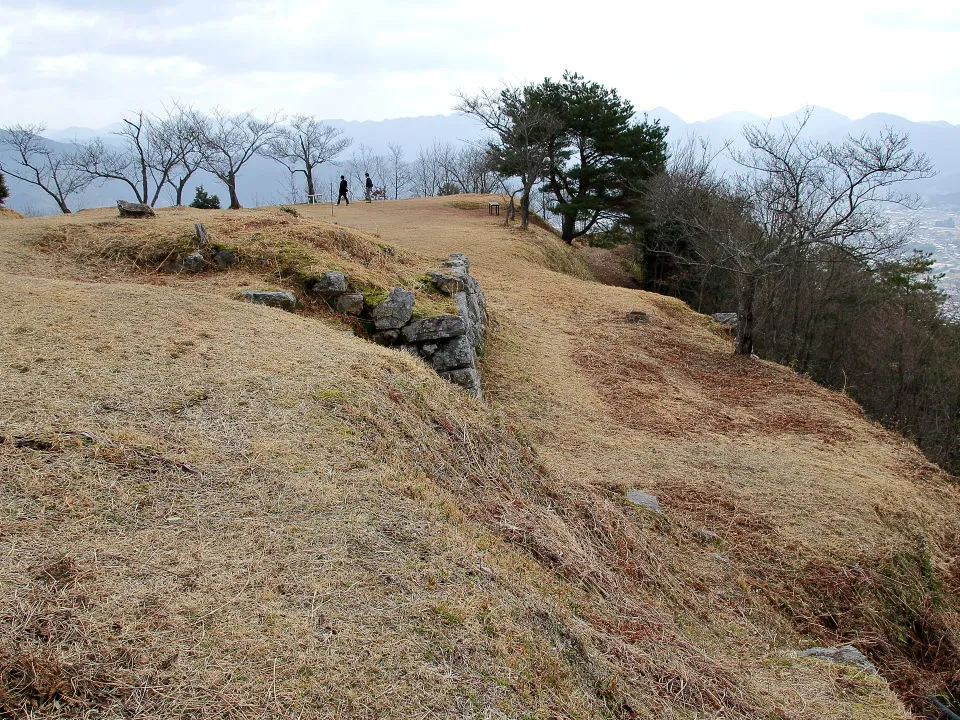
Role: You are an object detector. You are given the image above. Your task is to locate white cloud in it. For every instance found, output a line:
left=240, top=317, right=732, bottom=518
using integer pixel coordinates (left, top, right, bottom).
left=0, top=0, right=958, bottom=127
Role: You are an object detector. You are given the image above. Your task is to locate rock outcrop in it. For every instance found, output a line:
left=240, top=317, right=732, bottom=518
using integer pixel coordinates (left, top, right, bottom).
left=626, top=489, right=663, bottom=514
left=117, top=200, right=155, bottom=218
left=712, top=312, right=738, bottom=327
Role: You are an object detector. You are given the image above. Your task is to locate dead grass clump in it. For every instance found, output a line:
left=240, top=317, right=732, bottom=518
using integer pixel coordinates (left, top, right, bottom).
left=773, top=549, right=960, bottom=711
left=0, top=208, right=25, bottom=220
left=368, top=399, right=764, bottom=717
left=579, top=245, right=641, bottom=288
left=527, top=211, right=561, bottom=237
left=446, top=198, right=486, bottom=211
left=0, top=554, right=143, bottom=717
left=0, top=644, right=134, bottom=716
left=572, top=310, right=859, bottom=440
left=32, top=224, right=193, bottom=269
left=523, top=234, right=595, bottom=281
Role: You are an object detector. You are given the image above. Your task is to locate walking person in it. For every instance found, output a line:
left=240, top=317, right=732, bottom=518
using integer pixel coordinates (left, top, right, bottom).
left=364, top=172, right=374, bottom=203
left=337, top=175, right=349, bottom=205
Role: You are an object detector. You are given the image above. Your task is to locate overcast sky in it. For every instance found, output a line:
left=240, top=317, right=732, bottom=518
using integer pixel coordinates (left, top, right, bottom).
left=2, top=0, right=959, bottom=129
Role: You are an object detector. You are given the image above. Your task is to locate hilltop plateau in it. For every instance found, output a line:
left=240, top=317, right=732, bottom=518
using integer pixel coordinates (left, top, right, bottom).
left=1, top=197, right=958, bottom=719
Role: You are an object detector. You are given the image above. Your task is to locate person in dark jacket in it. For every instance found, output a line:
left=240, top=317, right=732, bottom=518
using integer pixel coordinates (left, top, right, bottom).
left=364, top=172, right=374, bottom=202
left=337, top=176, right=349, bottom=205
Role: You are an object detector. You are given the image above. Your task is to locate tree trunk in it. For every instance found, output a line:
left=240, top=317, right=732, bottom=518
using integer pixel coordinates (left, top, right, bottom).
left=561, top=213, right=576, bottom=244
left=735, top=273, right=758, bottom=355
left=306, top=166, right=316, bottom=203
left=227, top=172, right=241, bottom=210
left=519, top=191, right=531, bottom=230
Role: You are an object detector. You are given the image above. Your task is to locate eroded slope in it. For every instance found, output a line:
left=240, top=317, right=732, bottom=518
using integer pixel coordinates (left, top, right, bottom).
left=1, top=199, right=957, bottom=718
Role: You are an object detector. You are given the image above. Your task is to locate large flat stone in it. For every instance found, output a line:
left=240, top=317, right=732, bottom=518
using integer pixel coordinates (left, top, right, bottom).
left=240, top=290, right=297, bottom=311
left=400, top=314, right=466, bottom=343
left=626, top=489, right=662, bottom=514
left=117, top=199, right=155, bottom=217
left=427, top=272, right=465, bottom=295
left=336, top=293, right=364, bottom=315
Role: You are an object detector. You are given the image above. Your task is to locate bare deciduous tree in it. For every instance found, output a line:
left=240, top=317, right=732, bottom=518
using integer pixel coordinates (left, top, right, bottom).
left=199, top=110, right=279, bottom=209
left=457, top=85, right=558, bottom=229
left=646, top=111, right=934, bottom=355
left=72, top=111, right=185, bottom=206
left=0, top=124, right=90, bottom=214
left=386, top=143, right=411, bottom=199
left=412, top=145, right=442, bottom=197
left=265, top=115, right=350, bottom=203
left=157, top=105, right=205, bottom=206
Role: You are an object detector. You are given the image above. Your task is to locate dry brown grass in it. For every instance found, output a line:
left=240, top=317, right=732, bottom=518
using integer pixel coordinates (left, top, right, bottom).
left=577, top=244, right=640, bottom=288
left=0, top=208, right=24, bottom=220
left=2, top=196, right=957, bottom=718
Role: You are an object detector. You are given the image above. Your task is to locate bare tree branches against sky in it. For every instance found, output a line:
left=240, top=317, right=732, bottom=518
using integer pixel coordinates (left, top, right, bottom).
left=2, top=0, right=959, bottom=127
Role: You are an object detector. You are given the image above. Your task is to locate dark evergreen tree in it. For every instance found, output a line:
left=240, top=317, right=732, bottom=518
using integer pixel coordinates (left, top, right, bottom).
left=189, top=185, right=221, bottom=209
left=0, top=172, right=8, bottom=206
left=529, top=72, right=668, bottom=243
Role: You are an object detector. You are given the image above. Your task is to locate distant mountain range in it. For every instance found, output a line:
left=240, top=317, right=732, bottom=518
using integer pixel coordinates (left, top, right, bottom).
left=5, top=107, right=960, bottom=215
left=646, top=106, right=960, bottom=205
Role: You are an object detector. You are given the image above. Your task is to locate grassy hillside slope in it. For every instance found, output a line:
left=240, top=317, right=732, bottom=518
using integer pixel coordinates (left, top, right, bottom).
left=1, top=198, right=958, bottom=719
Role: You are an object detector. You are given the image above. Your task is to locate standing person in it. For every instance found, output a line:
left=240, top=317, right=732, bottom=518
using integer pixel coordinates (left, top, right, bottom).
left=364, top=172, right=374, bottom=202
left=337, top=175, right=349, bottom=205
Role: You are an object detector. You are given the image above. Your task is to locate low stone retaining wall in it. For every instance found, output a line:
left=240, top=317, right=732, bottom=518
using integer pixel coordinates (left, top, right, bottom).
left=296, top=253, right=487, bottom=397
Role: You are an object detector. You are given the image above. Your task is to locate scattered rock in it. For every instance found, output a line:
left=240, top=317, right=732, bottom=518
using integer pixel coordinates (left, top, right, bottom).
left=239, top=290, right=297, bottom=311
left=310, top=270, right=348, bottom=297
left=400, top=314, right=467, bottom=343
left=336, top=293, right=364, bottom=315
left=428, top=272, right=465, bottom=295
left=694, top=528, right=720, bottom=543
left=117, top=200, right=155, bottom=218
left=800, top=645, right=877, bottom=675
left=212, top=248, right=237, bottom=268
left=371, top=288, right=415, bottom=330
left=626, top=311, right=650, bottom=323
left=182, top=251, right=206, bottom=273
left=626, top=489, right=662, bottom=514
left=712, top=312, right=738, bottom=327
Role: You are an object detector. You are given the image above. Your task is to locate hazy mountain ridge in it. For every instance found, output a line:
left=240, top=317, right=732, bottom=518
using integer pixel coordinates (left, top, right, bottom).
left=5, top=108, right=960, bottom=294
left=8, top=107, right=960, bottom=212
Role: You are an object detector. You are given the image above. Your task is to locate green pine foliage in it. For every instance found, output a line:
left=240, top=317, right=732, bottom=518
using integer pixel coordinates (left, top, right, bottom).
left=529, top=71, right=668, bottom=243
left=189, top=185, right=221, bottom=210
left=0, top=172, right=8, bottom=207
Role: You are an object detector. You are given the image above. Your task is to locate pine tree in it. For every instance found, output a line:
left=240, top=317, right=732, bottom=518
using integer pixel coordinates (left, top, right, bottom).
left=0, top=172, right=9, bottom=207
left=189, top=185, right=221, bottom=210
left=529, top=72, right=668, bottom=243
